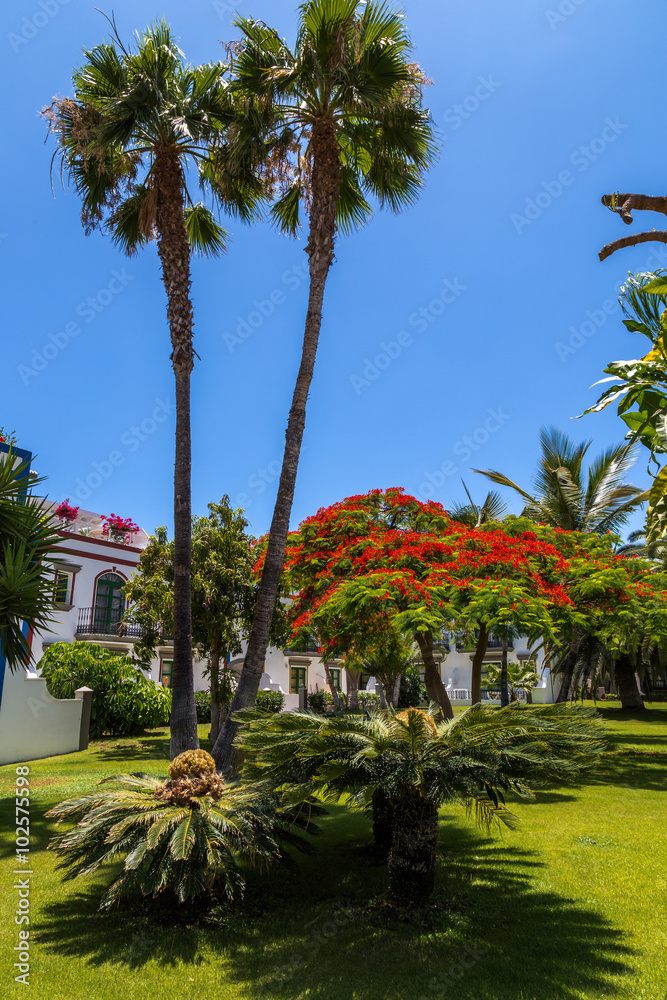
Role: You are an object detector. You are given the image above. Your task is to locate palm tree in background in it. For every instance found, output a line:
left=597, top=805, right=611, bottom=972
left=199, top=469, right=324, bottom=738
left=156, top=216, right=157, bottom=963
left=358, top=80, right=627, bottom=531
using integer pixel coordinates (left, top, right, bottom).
left=473, top=427, right=647, bottom=534
left=475, top=428, right=648, bottom=702
left=44, top=21, right=259, bottom=757
left=213, top=0, right=437, bottom=771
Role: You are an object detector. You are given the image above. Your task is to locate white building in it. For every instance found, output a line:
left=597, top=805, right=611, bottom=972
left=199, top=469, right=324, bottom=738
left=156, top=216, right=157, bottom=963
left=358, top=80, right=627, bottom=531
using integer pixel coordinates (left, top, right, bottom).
left=31, top=506, right=554, bottom=708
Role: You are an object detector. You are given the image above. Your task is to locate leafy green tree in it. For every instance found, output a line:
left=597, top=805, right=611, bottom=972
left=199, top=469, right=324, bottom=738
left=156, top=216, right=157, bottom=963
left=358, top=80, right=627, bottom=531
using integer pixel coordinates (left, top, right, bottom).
left=582, top=270, right=667, bottom=545
left=235, top=703, right=606, bottom=908
left=213, top=0, right=437, bottom=771
left=0, top=451, right=61, bottom=670
left=43, top=21, right=252, bottom=758
left=124, top=498, right=288, bottom=742
left=40, top=642, right=171, bottom=736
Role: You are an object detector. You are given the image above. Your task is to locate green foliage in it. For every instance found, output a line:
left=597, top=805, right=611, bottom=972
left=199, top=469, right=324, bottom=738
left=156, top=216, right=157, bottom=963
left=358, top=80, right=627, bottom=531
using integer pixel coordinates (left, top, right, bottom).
left=398, top=665, right=427, bottom=708
left=307, top=689, right=328, bottom=714
left=474, top=427, right=646, bottom=535
left=0, top=453, right=61, bottom=669
left=40, top=642, right=171, bottom=737
left=194, top=690, right=211, bottom=723
left=357, top=690, right=381, bottom=711
left=484, top=661, right=538, bottom=701
left=236, top=702, right=607, bottom=825
left=46, top=773, right=321, bottom=908
left=255, top=689, right=285, bottom=713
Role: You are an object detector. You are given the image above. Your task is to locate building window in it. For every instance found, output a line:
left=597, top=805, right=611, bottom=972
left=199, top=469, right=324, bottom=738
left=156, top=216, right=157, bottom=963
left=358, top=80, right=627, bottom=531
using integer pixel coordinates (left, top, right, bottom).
left=359, top=671, right=373, bottom=691
left=53, top=571, right=73, bottom=605
left=160, top=659, right=173, bottom=689
left=93, top=573, right=125, bottom=632
left=328, top=668, right=341, bottom=690
left=290, top=666, right=307, bottom=694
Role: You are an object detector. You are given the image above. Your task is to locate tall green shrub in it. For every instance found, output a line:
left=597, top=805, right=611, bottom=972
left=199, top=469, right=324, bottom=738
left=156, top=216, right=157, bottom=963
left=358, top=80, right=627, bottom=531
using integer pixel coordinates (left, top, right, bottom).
left=40, top=642, right=171, bottom=737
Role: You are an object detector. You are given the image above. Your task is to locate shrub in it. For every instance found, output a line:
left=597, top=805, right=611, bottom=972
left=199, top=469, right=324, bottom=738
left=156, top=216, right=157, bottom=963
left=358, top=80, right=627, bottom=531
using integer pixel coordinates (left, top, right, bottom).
left=308, top=689, right=348, bottom=713
left=358, top=690, right=381, bottom=712
left=397, top=666, right=427, bottom=708
left=47, top=774, right=322, bottom=909
left=308, top=690, right=327, bottom=713
left=255, top=689, right=285, bottom=713
left=194, top=689, right=211, bottom=723
left=39, top=642, right=171, bottom=737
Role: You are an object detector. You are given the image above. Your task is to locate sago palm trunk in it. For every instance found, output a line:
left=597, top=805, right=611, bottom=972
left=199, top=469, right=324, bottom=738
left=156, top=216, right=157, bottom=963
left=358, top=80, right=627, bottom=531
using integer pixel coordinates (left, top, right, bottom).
left=614, top=653, right=645, bottom=710
left=213, top=120, right=340, bottom=771
left=415, top=632, right=454, bottom=720
left=372, top=788, right=394, bottom=858
left=470, top=624, right=489, bottom=705
left=155, top=146, right=199, bottom=758
left=346, top=668, right=360, bottom=711
left=387, top=792, right=439, bottom=908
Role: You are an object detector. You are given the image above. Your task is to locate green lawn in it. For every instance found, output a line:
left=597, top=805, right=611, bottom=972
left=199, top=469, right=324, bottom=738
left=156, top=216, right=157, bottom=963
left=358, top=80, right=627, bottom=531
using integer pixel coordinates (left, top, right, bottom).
left=1, top=707, right=666, bottom=1000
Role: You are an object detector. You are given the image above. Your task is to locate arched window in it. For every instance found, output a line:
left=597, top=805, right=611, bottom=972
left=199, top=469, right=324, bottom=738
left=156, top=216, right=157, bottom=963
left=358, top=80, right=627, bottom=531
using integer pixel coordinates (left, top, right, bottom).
left=93, top=573, right=125, bottom=632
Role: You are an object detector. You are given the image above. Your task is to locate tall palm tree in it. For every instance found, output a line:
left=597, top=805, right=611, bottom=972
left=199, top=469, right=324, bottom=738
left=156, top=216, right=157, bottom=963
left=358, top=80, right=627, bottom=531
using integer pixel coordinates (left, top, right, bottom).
left=474, top=427, right=647, bottom=535
left=44, top=21, right=255, bottom=757
left=212, top=1, right=437, bottom=771
left=235, top=703, right=606, bottom=908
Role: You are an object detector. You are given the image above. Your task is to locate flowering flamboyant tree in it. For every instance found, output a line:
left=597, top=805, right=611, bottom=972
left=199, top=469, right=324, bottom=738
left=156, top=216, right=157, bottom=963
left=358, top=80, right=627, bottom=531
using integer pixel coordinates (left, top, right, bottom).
left=274, top=489, right=579, bottom=719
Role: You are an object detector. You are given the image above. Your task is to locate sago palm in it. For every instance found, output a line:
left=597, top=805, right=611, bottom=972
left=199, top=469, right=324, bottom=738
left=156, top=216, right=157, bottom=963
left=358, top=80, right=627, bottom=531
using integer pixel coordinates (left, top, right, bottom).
left=213, top=0, right=437, bottom=771
left=474, top=426, right=647, bottom=534
left=47, top=750, right=320, bottom=909
left=235, top=703, right=606, bottom=908
left=43, top=21, right=256, bottom=756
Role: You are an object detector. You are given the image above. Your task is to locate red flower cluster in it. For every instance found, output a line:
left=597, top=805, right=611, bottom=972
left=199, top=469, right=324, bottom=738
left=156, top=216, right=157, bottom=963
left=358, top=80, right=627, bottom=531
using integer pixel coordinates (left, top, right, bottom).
left=101, top=513, right=140, bottom=541
left=55, top=499, right=79, bottom=523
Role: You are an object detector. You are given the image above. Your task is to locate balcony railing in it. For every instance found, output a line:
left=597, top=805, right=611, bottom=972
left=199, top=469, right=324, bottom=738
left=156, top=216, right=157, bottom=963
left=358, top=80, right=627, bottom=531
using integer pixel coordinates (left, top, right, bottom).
left=75, top=607, right=145, bottom=640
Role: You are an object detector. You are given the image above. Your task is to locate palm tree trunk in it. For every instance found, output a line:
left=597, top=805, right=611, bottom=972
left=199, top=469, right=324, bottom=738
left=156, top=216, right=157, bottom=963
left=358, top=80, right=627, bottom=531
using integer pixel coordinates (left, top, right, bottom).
left=470, top=624, right=489, bottom=705
left=555, top=636, right=581, bottom=704
left=500, top=638, right=509, bottom=707
left=387, top=792, right=439, bottom=908
left=212, top=120, right=341, bottom=772
left=614, top=653, right=645, bottom=710
left=155, top=147, right=199, bottom=759
left=381, top=673, right=401, bottom=709
left=415, top=632, right=454, bottom=720
left=324, top=662, right=343, bottom=711
left=346, top=667, right=360, bottom=711
left=209, top=638, right=222, bottom=744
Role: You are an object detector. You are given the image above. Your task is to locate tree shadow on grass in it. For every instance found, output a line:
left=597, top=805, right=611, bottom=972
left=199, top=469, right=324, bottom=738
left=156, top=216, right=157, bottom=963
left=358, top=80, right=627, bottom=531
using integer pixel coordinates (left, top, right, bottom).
left=33, top=810, right=636, bottom=1000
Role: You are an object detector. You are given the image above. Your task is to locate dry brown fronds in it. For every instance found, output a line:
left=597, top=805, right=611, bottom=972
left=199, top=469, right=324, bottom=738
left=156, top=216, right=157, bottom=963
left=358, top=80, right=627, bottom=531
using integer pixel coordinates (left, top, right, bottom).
left=154, top=772, right=226, bottom=806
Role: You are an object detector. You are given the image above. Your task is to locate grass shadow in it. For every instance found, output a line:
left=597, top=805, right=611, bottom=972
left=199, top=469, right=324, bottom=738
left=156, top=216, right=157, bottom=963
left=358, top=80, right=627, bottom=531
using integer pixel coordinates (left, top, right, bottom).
left=32, top=809, right=636, bottom=1000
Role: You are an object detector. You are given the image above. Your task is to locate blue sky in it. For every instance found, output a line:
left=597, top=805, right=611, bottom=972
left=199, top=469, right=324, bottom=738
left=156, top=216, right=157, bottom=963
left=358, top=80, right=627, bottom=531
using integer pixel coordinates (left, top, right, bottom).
left=1, top=0, right=663, bottom=539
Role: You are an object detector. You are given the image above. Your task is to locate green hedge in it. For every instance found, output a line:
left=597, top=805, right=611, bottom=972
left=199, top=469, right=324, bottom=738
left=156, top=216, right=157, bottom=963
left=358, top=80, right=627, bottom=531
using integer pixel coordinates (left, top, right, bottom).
left=255, top=689, right=285, bottom=713
left=40, top=642, right=171, bottom=738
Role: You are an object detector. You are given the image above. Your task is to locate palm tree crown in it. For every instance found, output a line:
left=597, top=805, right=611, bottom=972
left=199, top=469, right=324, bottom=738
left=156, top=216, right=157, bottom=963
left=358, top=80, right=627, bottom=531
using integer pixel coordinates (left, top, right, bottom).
left=474, top=427, right=647, bottom=534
